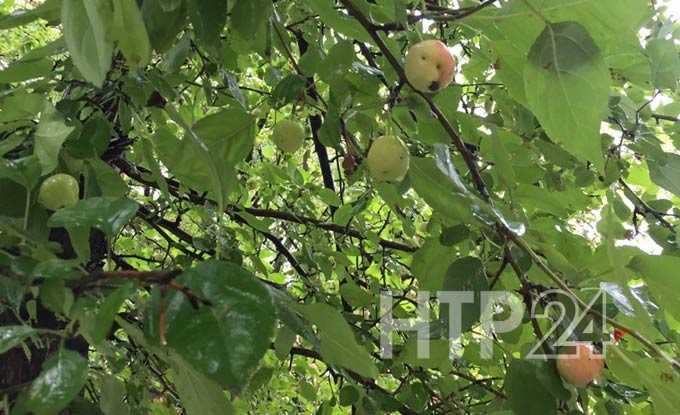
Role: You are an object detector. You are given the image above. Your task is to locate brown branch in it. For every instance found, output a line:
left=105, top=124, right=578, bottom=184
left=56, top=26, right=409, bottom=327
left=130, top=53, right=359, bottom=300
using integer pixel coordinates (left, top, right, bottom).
left=235, top=206, right=417, bottom=252
left=504, top=246, right=554, bottom=357
left=113, top=158, right=417, bottom=252
left=373, top=0, right=499, bottom=31
left=76, top=269, right=208, bottom=307
left=450, top=369, right=506, bottom=400
left=619, top=179, right=676, bottom=233
left=651, top=113, right=680, bottom=123
left=285, top=346, right=418, bottom=415
left=230, top=213, right=312, bottom=280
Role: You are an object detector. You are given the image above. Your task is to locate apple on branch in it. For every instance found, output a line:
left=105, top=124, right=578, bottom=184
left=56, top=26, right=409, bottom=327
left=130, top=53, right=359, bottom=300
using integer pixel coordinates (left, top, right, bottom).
left=404, top=39, right=457, bottom=93
left=271, top=120, right=306, bottom=153
left=38, top=173, right=80, bottom=211
left=366, top=135, right=410, bottom=182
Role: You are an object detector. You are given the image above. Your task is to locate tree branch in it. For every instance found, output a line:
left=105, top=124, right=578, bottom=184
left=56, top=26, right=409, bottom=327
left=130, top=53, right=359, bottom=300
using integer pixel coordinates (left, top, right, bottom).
left=113, top=158, right=417, bottom=252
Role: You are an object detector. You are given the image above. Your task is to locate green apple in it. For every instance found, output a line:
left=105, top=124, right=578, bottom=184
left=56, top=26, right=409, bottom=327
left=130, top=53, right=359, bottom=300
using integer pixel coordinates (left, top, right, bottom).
left=366, top=135, right=410, bottom=182
left=271, top=120, right=306, bottom=153
left=38, top=173, right=80, bottom=211
left=404, top=39, right=457, bottom=93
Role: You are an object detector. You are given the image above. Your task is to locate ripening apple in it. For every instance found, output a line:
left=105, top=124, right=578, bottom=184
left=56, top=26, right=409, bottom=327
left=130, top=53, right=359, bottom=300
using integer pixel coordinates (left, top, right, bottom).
left=366, top=135, right=410, bottom=182
left=556, top=342, right=605, bottom=387
left=404, top=39, right=456, bottom=93
left=38, top=173, right=80, bottom=211
left=271, top=120, right=306, bottom=153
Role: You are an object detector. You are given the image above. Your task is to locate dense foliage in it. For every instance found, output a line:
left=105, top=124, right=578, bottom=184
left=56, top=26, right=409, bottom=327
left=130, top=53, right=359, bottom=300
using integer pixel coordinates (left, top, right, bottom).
left=1, top=0, right=680, bottom=413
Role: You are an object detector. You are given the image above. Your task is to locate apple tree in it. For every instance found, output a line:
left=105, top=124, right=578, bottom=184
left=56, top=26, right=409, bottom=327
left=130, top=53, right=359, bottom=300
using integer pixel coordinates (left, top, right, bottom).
left=1, top=0, right=680, bottom=413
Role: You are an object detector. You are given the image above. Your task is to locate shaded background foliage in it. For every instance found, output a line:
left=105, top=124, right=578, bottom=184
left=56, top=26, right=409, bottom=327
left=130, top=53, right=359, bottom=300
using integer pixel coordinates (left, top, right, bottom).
left=1, top=0, right=680, bottom=414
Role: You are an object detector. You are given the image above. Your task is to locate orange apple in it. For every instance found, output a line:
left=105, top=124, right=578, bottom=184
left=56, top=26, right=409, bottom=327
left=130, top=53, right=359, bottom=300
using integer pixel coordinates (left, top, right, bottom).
left=404, top=40, right=456, bottom=93
left=556, top=342, right=605, bottom=387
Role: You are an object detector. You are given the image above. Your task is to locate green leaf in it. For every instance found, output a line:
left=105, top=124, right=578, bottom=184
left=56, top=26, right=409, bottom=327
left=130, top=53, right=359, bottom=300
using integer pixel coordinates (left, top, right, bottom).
left=302, top=0, right=372, bottom=43
left=100, top=376, right=130, bottom=415
left=0, top=93, right=46, bottom=123
left=636, top=362, right=680, bottom=413
left=0, top=156, right=42, bottom=190
left=142, top=0, right=187, bottom=52
left=0, top=0, right=61, bottom=29
left=409, top=157, right=475, bottom=224
left=0, top=325, right=36, bottom=354
left=90, top=283, right=134, bottom=344
left=648, top=153, right=680, bottom=198
left=271, top=74, right=307, bottom=109
left=629, top=255, right=680, bottom=321
left=88, top=159, right=128, bottom=198
left=597, top=199, right=628, bottom=283
left=65, top=115, right=111, bottom=159
left=606, top=39, right=652, bottom=86
left=231, top=0, right=272, bottom=45
left=137, top=138, right=170, bottom=201
left=299, top=303, right=379, bottom=379
left=33, top=103, right=74, bottom=175
left=188, top=0, right=227, bottom=49
left=23, top=349, right=88, bottom=415
left=47, top=197, right=139, bottom=236
left=0, top=134, right=26, bottom=157
left=40, top=278, right=74, bottom=317
left=62, top=0, right=114, bottom=87
left=505, top=359, right=558, bottom=414
left=646, top=38, right=680, bottom=90
left=317, top=187, right=341, bottom=207
left=484, top=130, right=517, bottom=190
left=0, top=58, right=53, bottom=84
left=340, top=279, right=373, bottom=309
left=524, top=22, right=609, bottom=169
left=20, top=38, right=67, bottom=63
left=112, top=0, right=151, bottom=69
left=159, top=107, right=255, bottom=206
left=164, top=261, right=275, bottom=390
left=274, top=326, right=296, bottom=361
left=528, top=21, right=601, bottom=71
left=441, top=257, right=488, bottom=335
left=339, top=385, right=360, bottom=406
left=398, top=338, right=451, bottom=370
left=412, top=237, right=458, bottom=291
left=168, top=352, right=234, bottom=415
left=159, top=0, right=182, bottom=12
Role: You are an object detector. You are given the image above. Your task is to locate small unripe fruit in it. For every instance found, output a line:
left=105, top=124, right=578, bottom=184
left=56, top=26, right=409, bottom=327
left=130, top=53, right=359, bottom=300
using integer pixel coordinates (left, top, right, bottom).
left=366, top=135, right=410, bottom=182
left=271, top=120, right=306, bottom=153
left=404, top=40, right=456, bottom=93
left=38, top=173, right=80, bottom=211
left=556, top=342, right=605, bottom=387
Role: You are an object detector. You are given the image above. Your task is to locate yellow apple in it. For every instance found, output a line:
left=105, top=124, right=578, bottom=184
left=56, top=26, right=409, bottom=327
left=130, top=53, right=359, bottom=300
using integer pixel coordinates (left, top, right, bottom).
left=366, top=135, right=410, bottom=182
left=38, top=173, right=80, bottom=211
left=404, top=39, right=456, bottom=93
left=271, top=120, right=306, bottom=153
left=556, top=342, right=605, bottom=387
